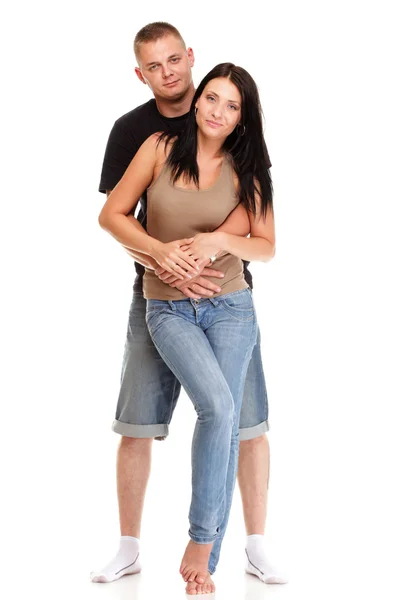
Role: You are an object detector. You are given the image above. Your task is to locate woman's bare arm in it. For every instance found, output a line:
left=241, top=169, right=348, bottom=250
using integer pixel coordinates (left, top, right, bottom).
left=104, top=189, right=158, bottom=270
left=218, top=198, right=275, bottom=262
left=215, top=203, right=251, bottom=237
left=184, top=188, right=275, bottom=263
left=122, top=216, right=159, bottom=270
left=99, top=135, right=198, bottom=279
left=99, top=135, right=162, bottom=255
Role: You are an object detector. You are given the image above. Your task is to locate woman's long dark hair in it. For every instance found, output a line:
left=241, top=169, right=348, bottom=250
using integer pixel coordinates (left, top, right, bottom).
left=160, top=63, right=273, bottom=218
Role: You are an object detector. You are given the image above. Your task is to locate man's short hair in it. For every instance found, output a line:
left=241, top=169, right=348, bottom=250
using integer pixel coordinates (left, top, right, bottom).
left=134, top=22, right=186, bottom=61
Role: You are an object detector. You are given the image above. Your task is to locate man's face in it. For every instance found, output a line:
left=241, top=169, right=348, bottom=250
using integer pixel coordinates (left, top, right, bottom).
left=135, top=35, right=194, bottom=101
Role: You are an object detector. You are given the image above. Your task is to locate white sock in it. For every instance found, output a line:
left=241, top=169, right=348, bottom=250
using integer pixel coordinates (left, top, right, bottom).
left=90, top=536, right=141, bottom=583
left=245, top=534, right=288, bottom=584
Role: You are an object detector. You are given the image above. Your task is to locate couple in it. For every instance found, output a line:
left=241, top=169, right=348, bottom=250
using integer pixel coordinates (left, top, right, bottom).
left=91, top=22, right=287, bottom=595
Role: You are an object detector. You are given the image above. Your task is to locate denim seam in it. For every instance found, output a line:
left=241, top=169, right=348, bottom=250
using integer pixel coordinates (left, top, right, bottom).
left=167, top=374, right=180, bottom=424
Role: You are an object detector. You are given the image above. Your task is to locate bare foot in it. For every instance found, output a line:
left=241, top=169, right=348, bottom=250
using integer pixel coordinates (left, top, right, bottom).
left=180, top=540, right=213, bottom=584
left=186, top=574, right=216, bottom=595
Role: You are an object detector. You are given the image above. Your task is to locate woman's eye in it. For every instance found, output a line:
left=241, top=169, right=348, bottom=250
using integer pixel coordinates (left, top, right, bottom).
left=229, top=105, right=237, bottom=110
left=207, top=96, right=215, bottom=102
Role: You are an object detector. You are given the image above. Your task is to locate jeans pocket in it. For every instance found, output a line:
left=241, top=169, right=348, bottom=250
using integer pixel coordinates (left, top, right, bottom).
left=219, top=291, right=255, bottom=322
left=145, top=303, right=171, bottom=336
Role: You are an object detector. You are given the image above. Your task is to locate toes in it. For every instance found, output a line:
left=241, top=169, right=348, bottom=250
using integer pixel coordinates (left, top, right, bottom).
left=186, top=581, right=198, bottom=595
left=196, top=572, right=206, bottom=584
left=196, top=584, right=204, bottom=594
left=188, top=570, right=198, bottom=582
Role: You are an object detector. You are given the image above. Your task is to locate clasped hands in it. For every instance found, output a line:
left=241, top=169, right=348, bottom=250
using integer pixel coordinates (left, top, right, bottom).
left=151, top=232, right=224, bottom=299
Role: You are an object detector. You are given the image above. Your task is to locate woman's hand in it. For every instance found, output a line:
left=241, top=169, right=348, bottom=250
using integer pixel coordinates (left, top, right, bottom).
left=151, top=238, right=201, bottom=279
left=181, top=232, right=225, bottom=265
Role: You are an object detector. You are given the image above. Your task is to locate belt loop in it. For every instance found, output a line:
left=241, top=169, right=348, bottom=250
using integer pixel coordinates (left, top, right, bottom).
left=209, top=297, right=219, bottom=307
left=168, top=300, right=176, bottom=311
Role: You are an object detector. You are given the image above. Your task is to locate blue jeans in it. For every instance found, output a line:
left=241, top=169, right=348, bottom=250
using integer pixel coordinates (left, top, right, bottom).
left=146, top=289, right=258, bottom=574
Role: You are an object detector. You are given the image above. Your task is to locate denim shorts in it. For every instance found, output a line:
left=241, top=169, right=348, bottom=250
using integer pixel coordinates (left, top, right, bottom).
left=112, top=291, right=269, bottom=440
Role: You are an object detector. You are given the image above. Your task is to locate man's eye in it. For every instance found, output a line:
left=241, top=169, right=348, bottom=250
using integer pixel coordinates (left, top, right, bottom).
left=150, top=65, right=158, bottom=71
left=171, top=58, right=180, bottom=63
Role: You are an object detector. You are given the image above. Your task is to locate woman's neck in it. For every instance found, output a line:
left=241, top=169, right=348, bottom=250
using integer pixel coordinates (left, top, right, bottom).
left=196, top=130, right=224, bottom=161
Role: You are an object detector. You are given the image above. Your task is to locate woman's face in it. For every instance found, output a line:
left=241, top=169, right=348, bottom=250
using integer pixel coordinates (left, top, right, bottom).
left=195, top=77, right=242, bottom=140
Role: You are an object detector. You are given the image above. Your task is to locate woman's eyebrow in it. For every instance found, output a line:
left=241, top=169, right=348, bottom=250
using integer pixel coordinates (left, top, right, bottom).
left=206, top=90, right=240, bottom=104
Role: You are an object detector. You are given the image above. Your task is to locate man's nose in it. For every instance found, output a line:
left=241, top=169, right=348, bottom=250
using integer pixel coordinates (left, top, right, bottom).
left=162, top=64, right=173, bottom=78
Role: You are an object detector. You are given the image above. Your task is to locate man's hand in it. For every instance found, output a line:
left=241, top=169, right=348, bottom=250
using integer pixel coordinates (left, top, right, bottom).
left=155, top=266, right=225, bottom=299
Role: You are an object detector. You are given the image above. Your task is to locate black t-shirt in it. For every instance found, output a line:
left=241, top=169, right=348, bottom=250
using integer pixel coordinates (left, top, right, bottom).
left=99, top=98, right=272, bottom=290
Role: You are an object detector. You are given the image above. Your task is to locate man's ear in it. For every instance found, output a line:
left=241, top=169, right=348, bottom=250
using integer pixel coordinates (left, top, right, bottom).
left=187, top=47, right=195, bottom=68
left=135, top=67, right=146, bottom=85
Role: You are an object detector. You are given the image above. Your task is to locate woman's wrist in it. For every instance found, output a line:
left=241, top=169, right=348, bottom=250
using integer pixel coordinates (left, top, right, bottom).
left=148, top=238, right=162, bottom=260
left=213, top=231, right=227, bottom=255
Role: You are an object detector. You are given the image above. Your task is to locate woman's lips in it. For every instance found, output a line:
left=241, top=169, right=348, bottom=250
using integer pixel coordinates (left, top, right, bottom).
left=206, top=120, right=222, bottom=128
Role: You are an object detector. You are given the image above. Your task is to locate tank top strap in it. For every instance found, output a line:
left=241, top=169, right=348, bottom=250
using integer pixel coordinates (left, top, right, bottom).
left=147, top=160, right=172, bottom=193
left=222, top=153, right=237, bottom=196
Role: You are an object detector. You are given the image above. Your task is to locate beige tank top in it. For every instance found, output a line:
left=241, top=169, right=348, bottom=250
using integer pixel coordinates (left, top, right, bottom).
left=143, top=155, right=249, bottom=300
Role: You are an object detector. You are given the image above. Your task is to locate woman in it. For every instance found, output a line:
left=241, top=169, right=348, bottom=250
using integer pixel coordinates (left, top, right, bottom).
left=99, top=63, right=275, bottom=594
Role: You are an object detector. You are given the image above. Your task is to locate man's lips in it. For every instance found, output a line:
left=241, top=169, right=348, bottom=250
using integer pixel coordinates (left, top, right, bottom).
left=164, top=80, right=180, bottom=87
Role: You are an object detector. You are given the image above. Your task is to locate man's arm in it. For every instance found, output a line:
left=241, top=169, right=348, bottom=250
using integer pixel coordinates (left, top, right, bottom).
left=99, top=120, right=139, bottom=193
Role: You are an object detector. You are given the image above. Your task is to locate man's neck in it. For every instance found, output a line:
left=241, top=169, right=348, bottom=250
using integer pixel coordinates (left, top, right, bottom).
left=155, top=84, right=195, bottom=118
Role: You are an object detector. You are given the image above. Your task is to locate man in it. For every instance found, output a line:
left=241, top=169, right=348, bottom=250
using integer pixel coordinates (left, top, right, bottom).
left=91, top=22, right=287, bottom=592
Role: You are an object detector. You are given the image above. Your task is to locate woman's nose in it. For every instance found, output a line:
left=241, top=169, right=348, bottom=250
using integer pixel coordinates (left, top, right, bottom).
left=212, top=107, right=222, bottom=119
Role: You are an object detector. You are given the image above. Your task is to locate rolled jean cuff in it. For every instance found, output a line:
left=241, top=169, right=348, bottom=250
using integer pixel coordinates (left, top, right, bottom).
left=112, top=419, right=169, bottom=439
left=239, top=419, right=269, bottom=441
left=188, top=529, right=218, bottom=545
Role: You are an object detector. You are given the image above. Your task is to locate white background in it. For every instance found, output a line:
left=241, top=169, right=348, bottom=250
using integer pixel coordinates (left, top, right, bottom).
left=1, top=1, right=394, bottom=599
